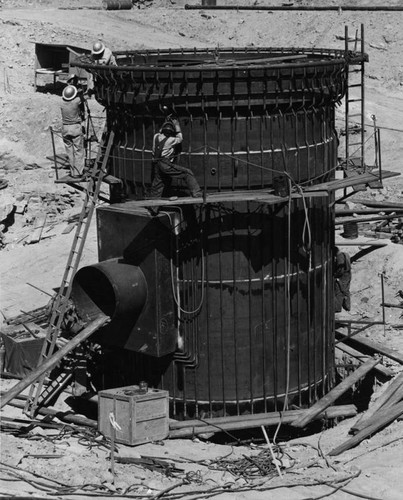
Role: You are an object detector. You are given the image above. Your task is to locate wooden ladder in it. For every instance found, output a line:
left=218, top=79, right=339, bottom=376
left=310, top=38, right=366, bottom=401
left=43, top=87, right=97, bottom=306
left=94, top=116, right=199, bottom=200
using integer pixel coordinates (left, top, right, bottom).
left=344, top=24, right=366, bottom=171
left=23, top=130, right=115, bottom=417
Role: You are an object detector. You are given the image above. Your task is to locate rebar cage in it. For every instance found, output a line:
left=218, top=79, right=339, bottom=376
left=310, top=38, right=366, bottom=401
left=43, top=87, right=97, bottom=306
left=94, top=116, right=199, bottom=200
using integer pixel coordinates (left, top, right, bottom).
left=73, top=46, right=365, bottom=417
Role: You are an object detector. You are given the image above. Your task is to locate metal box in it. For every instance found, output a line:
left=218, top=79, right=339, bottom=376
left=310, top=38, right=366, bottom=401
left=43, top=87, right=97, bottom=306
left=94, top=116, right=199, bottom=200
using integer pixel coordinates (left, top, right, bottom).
left=93, top=203, right=178, bottom=357
left=98, top=385, right=169, bottom=446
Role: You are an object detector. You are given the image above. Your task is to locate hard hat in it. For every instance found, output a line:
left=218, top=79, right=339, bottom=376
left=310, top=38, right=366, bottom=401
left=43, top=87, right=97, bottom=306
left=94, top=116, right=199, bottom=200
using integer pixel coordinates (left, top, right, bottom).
left=92, top=41, right=105, bottom=55
left=161, top=121, right=176, bottom=136
left=62, top=85, right=78, bottom=101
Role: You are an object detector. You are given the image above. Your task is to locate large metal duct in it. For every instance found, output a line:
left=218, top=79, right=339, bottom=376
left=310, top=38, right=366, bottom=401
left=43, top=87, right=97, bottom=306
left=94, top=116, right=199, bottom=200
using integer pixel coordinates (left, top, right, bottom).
left=73, top=47, right=364, bottom=416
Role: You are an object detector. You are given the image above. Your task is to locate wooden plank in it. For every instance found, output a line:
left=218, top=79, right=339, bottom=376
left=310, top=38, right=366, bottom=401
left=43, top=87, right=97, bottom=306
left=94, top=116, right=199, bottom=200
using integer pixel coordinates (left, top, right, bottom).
left=7, top=398, right=97, bottom=428
left=55, top=175, right=89, bottom=184
left=335, top=213, right=403, bottom=225
left=291, top=357, right=380, bottom=429
left=26, top=215, right=47, bottom=245
left=169, top=405, right=357, bottom=438
left=349, top=199, right=403, bottom=210
left=350, top=371, right=403, bottom=434
left=169, top=405, right=356, bottom=430
left=336, top=330, right=403, bottom=365
left=335, top=238, right=388, bottom=247
left=130, top=190, right=328, bottom=209
left=328, top=401, right=403, bottom=456
left=0, top=314, right=109, bottom=409
left=304, top=170, right=399, bottom=192
left=335, top=208, right=403, bottom=216
left=62, top=222, right=77, bottom=234
left=336, top=344, right=394, bottom=378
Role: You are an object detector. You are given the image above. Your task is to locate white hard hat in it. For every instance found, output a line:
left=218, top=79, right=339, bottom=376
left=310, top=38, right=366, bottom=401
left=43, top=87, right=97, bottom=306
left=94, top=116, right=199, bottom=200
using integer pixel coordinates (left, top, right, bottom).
left=92, top=41, right=105, bottom=55
left=62, top=85, right=78, bottom=101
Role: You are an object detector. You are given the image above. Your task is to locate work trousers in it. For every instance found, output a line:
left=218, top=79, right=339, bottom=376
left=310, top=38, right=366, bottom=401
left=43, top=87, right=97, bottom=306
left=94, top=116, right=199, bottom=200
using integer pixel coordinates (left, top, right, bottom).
left=150, top=159, right=201, bottom=198
left=335, top=274, right=351, bottom=312
left=62, top=123, right=85, bottom=176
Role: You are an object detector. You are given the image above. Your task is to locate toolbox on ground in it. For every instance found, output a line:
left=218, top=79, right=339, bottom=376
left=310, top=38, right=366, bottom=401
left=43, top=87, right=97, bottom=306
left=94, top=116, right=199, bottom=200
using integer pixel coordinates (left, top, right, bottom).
left=98, top=385, right=169, bottom=445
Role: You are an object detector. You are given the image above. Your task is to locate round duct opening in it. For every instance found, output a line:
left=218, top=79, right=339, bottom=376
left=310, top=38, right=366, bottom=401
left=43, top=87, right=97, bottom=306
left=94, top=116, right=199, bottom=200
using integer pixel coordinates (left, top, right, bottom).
left=71, top=259, right=147, bottom=324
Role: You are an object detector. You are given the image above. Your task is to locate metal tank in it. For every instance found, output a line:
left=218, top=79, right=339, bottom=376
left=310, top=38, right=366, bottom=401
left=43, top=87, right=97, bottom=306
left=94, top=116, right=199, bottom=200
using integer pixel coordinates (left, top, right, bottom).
left=73, top=47, right=361, bottom=417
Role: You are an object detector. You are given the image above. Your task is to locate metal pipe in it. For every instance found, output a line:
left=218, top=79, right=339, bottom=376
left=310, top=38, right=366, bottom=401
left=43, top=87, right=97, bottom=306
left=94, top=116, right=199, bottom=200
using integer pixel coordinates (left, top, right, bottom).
left=169, top=405, right=357, bottom=438
left=185, top=4, right=403, bottom=11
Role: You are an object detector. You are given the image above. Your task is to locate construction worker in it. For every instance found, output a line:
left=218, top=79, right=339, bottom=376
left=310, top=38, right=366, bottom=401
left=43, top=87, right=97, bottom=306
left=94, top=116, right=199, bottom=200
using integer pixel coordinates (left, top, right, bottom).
left=334, top=247, right=352, bottom=313
left=60, top=85, right=86, bottom=179
left=149, top=118, right=202, bottom=209
left=91, top=41, right=117, bottom=66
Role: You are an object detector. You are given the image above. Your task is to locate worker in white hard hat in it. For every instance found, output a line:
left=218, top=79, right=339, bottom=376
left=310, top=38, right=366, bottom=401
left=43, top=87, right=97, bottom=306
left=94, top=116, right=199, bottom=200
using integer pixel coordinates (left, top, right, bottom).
left=91, top=40, right=117, bottom=66
left=60, top=85, right=86, bottom=179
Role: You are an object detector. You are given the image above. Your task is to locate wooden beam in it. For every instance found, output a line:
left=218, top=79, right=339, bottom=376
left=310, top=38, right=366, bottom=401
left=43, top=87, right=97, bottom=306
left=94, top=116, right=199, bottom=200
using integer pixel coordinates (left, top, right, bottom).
left=336, top=330, right=403, bottom=365
left=336, top=344, right=394, bottom=379
left=6, top=398, right=97, bottom=429
left=291, top=357, right=380, bottom=429
left=350, top=372, right=403, bottom=434
left=335, top=239, right=388, bottom=247
left=0, top=314, right=109, bottom=409
left=169, top=405, right=357, bottom=438
left=304, top=170, right=399, bottom=192
left=336, top=213, right=403, bottom=225
left=349, top=199, right=403, bottom=210
left=328, top=401, right=403, bottom=456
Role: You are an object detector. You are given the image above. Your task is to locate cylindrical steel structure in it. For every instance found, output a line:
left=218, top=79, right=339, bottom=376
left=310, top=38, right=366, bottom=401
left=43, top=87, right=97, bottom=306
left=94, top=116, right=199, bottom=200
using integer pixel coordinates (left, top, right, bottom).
left=74, top=47, right=363, bottom=416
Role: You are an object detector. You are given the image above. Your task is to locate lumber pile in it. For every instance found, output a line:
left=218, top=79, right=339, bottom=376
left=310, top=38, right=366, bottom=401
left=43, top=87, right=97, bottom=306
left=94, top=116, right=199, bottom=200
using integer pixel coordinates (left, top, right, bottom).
left=336, top=199, right=403, bottom=244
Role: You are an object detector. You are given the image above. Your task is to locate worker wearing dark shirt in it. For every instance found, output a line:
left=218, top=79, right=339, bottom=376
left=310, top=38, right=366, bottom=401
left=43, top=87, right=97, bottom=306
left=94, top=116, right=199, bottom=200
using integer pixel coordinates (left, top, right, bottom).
left=334, top=247, right=352, bottom=312
left=61, top=85, right=85, bottom=178
left=149, top=118, right=202, bottom=201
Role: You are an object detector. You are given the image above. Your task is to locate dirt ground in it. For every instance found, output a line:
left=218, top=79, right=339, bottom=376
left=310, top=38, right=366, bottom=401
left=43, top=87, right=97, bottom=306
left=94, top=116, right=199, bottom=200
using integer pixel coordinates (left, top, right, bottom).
left=1, top=1, right=403, bottom=499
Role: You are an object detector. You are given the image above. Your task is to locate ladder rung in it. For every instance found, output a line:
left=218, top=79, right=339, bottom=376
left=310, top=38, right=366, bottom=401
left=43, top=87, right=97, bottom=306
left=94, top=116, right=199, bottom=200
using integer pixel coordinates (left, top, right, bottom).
left=347, top=99, right=362, bottom=103
left=347, top=114, right=362, bottom=118
left=348, top=84, right=362, bottom=88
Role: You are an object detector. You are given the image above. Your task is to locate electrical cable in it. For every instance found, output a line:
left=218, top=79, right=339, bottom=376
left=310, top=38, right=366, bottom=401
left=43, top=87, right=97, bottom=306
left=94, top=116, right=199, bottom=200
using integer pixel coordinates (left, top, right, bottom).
left=160, top=210, right=206, bottom=316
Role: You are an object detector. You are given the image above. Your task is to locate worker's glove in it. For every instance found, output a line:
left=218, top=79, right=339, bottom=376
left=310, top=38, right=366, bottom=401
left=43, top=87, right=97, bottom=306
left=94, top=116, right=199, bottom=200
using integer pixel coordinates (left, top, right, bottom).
left=170, top=117, right=181, bottom=132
